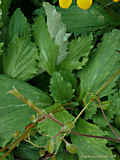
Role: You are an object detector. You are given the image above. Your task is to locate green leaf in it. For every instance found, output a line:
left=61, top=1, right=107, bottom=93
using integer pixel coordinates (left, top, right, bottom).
left=3, top=35, right=39, bottom=81
left=92, top=110, right=108, bottom=128
left=56, top=152, right=78, bottom=160
left=50, top=72, right=75, bottom=103
left=59, top=70, right=77, bottom=89
left=59, top=34, right=93, bottom=71
left=0, top=42, right=3, bottom=56
left=71, top=118, right=115, bottom=160
left=58, top=3, right=120, bottom=34
left=32, top=15, right=58, bottom=74
left=38, top=104, right=74, bottom=136
left=38, top=103, right=74, bottom=152
left=84, top=102, right=98, bottom=120
left=8, top=8, right=31, bottom=42
left=78, top=29, right=120, bottom=102
left=32, top=134, right=50, bottom=148
left=1, top=0, right=11, bottom=24
left=0, top=152, right=8, bottom=160
left=108, top=93, right=120, bottom=117
left=0, top=75, right=52, bottom=147
left=92, top=92, right=120, bottom=127
left=65, top=142, right=78, bottom=154
left=47, top=138, right=55, bottom=153
left=43, top=2, right=70, bottom=64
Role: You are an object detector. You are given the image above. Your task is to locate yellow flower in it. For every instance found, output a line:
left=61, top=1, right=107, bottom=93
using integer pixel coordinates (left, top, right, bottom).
left=59, top=0, right=72, bottom=8
left=59, top=0, right=93, bottom=10
left=113, top=0, right=120, bottom=2
left=77, top=0, right=93, bottom=10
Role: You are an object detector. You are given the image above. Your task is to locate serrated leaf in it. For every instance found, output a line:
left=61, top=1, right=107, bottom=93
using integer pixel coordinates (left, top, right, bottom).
left=43, top=2, right=70, bottom=64
left=58, top=4, right=120, bottom=34
left=8, top=8, right=31, bottom=42
left=59, top=34, right=93, bottom=71
left=50, top=72, right=74, bottom=103
left=32, top=15, right=58, bottom=74
left=78, top=29, right=120, bottom=102
left=71, top=118, right=115, bottom=160
left=3, top=35, right=39, bottom=81
left=0, top=75, right=52, bottom=147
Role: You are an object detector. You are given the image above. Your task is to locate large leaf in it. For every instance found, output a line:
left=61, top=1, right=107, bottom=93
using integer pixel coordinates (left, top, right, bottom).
left=59, top=34, right=93, bottom=71
left=50, top=72, right=75, bottom=103
left=0, top=75, right=52, bottom=147
left=8, top=8, right=31, bottom=42
left=58, top=3, right=120, bottom=34
left=43, top=2, right=70, bottom=65
left=32, top=15, right=58, bottom=74
left=71, top=118, right=115, bottom=160
left=3, top=35, right=39, bottom=81
left=78, top=29, right=120, bottom=102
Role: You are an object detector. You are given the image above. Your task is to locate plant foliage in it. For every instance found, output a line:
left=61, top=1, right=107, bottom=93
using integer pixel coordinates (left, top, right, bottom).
left=0, top=1, right=120, bottom=160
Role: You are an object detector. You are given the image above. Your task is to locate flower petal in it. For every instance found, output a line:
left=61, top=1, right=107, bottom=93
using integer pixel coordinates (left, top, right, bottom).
left=59, top=0, right=72, bottom=8
left=76, top=0, right=93, bottom=10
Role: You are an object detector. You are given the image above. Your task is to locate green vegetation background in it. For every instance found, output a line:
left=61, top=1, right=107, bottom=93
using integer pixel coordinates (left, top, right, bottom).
left=0, top=0, right=120, bottom=159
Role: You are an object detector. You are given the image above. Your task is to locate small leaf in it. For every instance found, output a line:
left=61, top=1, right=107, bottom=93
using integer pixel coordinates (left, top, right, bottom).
left=63, top=121, right=74, bottom=133
left=50, top=72, right=74, bottom=103
left=66, top=142, right=78, bottom=154
left=59, top=34, right=93, bottom=71
left=59, top=70, right=77, bottom=89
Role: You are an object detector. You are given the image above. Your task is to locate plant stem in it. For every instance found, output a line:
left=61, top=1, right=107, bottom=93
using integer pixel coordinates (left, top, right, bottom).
left=96, top=95, right=120, bottom=140
left=73, top=99, right=94, bottom=124
left=71, top=131, right=120, bottom=142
